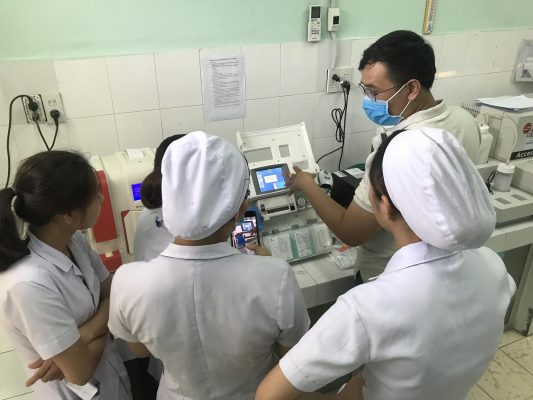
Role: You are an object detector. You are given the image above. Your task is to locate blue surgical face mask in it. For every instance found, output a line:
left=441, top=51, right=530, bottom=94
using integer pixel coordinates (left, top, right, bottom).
left=362, top=83, right=410, bottom=126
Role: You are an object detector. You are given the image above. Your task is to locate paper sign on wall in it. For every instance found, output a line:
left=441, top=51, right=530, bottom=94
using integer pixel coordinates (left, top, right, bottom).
left=201, top=54, right=245, bottom=122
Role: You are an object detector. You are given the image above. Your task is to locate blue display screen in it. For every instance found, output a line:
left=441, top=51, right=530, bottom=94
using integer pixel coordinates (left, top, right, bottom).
left=131, top=182, right=142, bottom=201
left=256, top=167, right=286, bottom=193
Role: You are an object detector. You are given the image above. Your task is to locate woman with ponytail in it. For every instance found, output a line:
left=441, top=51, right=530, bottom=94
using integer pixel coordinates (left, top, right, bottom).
left=0, top=151, right=131, bottom=400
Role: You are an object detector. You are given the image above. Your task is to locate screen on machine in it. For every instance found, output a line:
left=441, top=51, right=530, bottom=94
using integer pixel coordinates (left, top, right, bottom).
left=131, top=182, right=142, bottom=201
left=252, top=164, right=290, bottom=195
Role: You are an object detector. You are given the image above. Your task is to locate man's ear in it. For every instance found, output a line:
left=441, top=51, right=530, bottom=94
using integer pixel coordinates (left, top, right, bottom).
left=406, top=79, right=421, bottom=101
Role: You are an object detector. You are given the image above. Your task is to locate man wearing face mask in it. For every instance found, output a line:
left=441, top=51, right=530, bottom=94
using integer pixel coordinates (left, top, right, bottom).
left=287, top=30, right=481, bottom=283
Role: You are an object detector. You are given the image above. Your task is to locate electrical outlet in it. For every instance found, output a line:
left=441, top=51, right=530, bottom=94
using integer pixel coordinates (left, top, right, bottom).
left=22, top=94, right=46, bottom=123
left=42, top=93, right=66, bottom=124
left=326, top=67, right=353, bottom=93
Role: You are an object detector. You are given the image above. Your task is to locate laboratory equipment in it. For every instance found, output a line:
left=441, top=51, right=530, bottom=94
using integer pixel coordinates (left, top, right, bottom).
left=493, top=163, right=515, bottom=192
left=237, top=123, right=332, bottom=262
left=87, top=148, right=155, bottom=271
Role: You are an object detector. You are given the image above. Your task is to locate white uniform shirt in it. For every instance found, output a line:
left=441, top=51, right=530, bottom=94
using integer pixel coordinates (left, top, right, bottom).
left=134, top=207, right=174, bottom=261
left=0, top=232, right=131, bottom=400
left=109, top=242, right=310, bottom=400
left=280, top=242, right=515, bottom=400
left=353, top=101, right=481, bottom=281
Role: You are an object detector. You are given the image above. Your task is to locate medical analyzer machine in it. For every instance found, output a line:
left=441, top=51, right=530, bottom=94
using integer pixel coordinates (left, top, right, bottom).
left=237, top=123, right=333, bottom=262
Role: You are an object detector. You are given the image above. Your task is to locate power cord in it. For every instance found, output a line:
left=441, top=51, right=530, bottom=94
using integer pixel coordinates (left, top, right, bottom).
left=4, top=95, right=61, bottom=188
left=316, top=75, right=350, bottom=170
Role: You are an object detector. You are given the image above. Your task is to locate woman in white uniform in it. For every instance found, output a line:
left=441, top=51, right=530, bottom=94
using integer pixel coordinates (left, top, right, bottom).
left=256, top=128, right=516, bottom=400
left=109, top=131, right=310, bottom=400
left=0, top=151, right=131, bottom=400
left=134, top=134, right=184, bottom=262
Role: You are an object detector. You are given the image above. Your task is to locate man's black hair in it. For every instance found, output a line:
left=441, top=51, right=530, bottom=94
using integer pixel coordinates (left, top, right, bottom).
left=358, top=30, right=436, bottom=89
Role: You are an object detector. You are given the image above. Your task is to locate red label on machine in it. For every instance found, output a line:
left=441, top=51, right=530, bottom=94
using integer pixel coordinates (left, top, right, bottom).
left=92, top=170, right=118, bottom=242
left=523, top=122, right=533, bottom=134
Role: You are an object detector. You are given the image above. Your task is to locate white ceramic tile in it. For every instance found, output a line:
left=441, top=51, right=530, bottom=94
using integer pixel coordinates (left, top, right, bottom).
left=316, top=39, right=353, bottom=92
left=342, top=130, right=375, bottom=167
left=464, top=30, right=520, bottom=76
left=13, top=123, right=71, bottom=160
left=160, top=106, right=204, bottom=137
left=0, top=351, right=33, bottom=399
left=501, top=335, right=533, bottom=374
left=280, top=42, right=318, bottom=96
left=115, top=110, right=163, bottom=149
left=350, top=38, right=378, bottom=85
left=200, top=47, right=242, bottom=59
left=477, top=350, right=533, bottom=400
left=425, top=34, right=444, bottom=73
left=242, top=44, right=280, bottom=99
left=279, top=94, right=315, bottom=139
left=66, top=115, right=119, bottom=157
left=0, top=61, right=58, bottom=125
left=500, top=329, right=525, bottom=348
left=107, top=54, right=159, bottom=113
left=312, top=136, right=343, bottom=172
left=437, top=32, right=471, bottom=79
left=468, top=385, right=492, bottom=400
left=204, top=118, right=243, bottom=147
left=0, top=324, right=13, bottom=353
left=0, top=86, right=9, bottom=126
left=431, top=77, right=465, bottom=106
left=53, top=58, right=114, bottom=118
left=455, top=71, right=519, bottom=105
left=155, top=50, right=202, bottom=108
left=243, top=98, right=280, bottom=132
left=314, top=91, right=373, bottom=139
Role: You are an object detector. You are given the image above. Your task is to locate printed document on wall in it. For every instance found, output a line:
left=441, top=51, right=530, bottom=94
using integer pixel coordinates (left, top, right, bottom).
left=201, top=54, right=246, bottom=121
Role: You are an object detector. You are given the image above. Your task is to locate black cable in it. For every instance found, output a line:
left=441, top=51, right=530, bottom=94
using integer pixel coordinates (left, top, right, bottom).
left=316, top=81, right=350, bottom=170
left=34, top=120, right=51, bottom=151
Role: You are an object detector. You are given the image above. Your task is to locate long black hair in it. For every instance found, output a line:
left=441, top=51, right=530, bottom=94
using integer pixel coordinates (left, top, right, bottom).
left=140, top=134, right=185, bottom=209
left=0, top=151, right=98, bottom=271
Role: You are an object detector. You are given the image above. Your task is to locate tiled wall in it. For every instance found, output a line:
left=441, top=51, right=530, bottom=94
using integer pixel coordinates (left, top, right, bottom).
left=1, top=28, right=533, bottom=185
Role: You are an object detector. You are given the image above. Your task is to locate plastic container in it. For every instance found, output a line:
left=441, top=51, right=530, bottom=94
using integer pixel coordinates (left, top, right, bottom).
left=493, top=163, right=515, bottom=192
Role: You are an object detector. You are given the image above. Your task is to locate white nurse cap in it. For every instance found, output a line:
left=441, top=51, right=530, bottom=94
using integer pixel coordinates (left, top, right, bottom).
left=161, top=131, right=249, bottom=240
left=382, top=127, right=495, bottom=251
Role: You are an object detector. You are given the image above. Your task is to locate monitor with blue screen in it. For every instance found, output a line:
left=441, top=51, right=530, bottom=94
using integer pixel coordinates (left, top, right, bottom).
left=251, top=164, right=290, bottom=197
left=131, top=182, right=142, bottom=201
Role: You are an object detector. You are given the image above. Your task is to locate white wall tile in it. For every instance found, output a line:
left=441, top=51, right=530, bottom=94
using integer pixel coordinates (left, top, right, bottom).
left=200, top=47, right=242, bottom=59
left=0, top=60, right=58, bottom=125
left=244, top=98, right=280, bottom=132
left=204, top=118, right=243, bottom=147
left=316, top=39, right=353, bottom=92
left=425, top=34, right=444, bottom=73
left=155, top=50, right=202, bottom=108
left=13, top=122, right=71, bottom=160
left=67, top=115, right=119, bottom=157
left=432, top=77, right=464, bottom=106
left=115, top=110, right=163, bottom=149
left=279, top=94, right=315, bottom=139
left=437, top=32, right=470, bottom=79
left=343, top=130, right=375, bottom=166
left=0, top=86, right=8, bottom=126
left=0, top=351, right=33, bottom=400
left=54, top=58, right=114, bottom=118
left=107, top=54, right=159, bottom=113
left=312, top=136, right=342, bottom=172
left=281, top=42, right=318, bottom=96
left=350, top=38, right=378, bottom=84
left=243, top=44, right=280, bottom=99
left=161, top=106, right=204, bottom=137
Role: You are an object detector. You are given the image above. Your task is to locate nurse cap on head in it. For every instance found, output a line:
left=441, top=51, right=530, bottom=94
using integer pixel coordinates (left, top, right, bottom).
left=382, top=127, right=495, bottom=251
left=161, top=131, right=249, bottom=240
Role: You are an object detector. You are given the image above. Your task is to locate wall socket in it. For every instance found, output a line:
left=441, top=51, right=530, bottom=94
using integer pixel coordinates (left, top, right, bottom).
left=326, top=67, right=353, bottom=93
left=21, top=93, right=65, bottom=124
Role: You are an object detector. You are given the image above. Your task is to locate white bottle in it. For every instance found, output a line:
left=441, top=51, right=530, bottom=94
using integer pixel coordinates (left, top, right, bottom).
left=493, top=163, right=515, bottom=192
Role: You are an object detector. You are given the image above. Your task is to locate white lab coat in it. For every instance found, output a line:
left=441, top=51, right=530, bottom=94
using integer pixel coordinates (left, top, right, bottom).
left=279, top=242, right=515, bottom=400
left=109, top=242, right=310, bottom=400
left=0, top=232, right=131, bottom=400
left=134, top=207, right=174, bottom=261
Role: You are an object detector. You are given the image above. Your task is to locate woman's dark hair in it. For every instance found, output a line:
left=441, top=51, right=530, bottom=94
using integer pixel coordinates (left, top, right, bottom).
left=359, top=30, right=436, bottom=89
left=368, top=130, right=405, bottom=215
left=0, top=151, right=98, bottom=271
left=140, top=134, right=185, bottom=209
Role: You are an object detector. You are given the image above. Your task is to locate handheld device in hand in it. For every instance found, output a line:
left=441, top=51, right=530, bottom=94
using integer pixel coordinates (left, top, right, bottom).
left=231, top=210, right=260, bottom=254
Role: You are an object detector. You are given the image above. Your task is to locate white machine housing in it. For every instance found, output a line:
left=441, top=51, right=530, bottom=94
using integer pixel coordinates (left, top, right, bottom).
left=237, top=123, right=332, bottom=263
left=87, top=149, right=154, bottom=270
